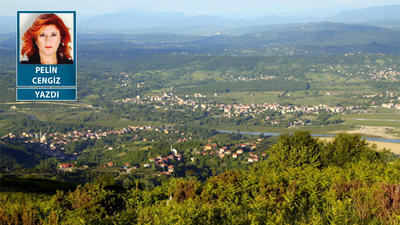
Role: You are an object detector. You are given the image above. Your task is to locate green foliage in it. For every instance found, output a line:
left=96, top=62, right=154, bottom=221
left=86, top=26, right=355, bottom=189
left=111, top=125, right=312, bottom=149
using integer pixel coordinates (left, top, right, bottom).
left=269, top=131, right=389, bottom=169
left=51, top=183, right=125, bottom=224
left=324, top=132, right=388, bottom=167
left=0, top=141, right=41, bottom=169
left=269, top=131, right=323, bottom=169
left=0, top=177, right=79, bottom=194
left=1, top=132, right=398, bottom=224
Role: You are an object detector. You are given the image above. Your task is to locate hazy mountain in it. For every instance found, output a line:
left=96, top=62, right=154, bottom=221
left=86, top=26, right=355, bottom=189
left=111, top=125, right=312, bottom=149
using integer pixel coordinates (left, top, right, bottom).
left=214, top=6, right=351, bottom=20
left=328, top=5, right=400, bottom=22
left=79, top=10, right=192, bottom=30
left=239, top=22, right=399, bottom=47
left=77, top=5, right=400, bottom=32
left=252, top=14, right=318, bottom=25
left=1, top=5, right=399, bottom=34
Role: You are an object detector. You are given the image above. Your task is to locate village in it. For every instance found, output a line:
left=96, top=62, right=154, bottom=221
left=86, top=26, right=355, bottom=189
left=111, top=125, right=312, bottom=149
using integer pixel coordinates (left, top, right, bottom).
left=116, top=91, right=368, bottom=124
left=1, top=123, right=267, bottom=176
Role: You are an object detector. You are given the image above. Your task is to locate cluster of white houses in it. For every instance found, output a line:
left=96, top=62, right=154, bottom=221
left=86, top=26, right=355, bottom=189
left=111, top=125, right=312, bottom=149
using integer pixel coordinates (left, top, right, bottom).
left=116, top=92, right=365, bottom=124
left=1, top=125, right=192, bottom=161
left=368, top=69, right=399, bottom=81
left=195, top=140, right=267, bottom=162
left=100, top=139, right=268, bottom=176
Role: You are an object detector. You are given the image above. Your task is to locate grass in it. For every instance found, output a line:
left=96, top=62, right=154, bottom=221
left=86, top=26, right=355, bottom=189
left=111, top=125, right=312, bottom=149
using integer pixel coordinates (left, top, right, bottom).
left=205, top=124, right=354, bottom=136
left=139, top=146, right=153, bottom=151
left=371, top=107, right=399, bottom=114
left=116, top=152, right=127, bottom=157
left=306, top=72, right=341, bottom=82
left=191, top=70, right=221, bottom=80
left=296, top=124, right=354, bottom=134
left=208, top=89, right=373, bottom=106
left=210, top=91, right=283, bottom=104
left=330, top=113, right=400, bottom=128
left=342, top=114, right=400, bottom=120
left=79, top=94, right=100, bottom=104
left=0, top=102, right=72, bottom=110
left=343, top=120, right=400, bottom=128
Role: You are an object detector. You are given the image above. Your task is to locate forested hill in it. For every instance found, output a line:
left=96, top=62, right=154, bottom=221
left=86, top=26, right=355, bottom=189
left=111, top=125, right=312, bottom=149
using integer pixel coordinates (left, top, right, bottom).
left=1, top=131, right=399, bottom=224
left=1, top=21, right=399, bottom=55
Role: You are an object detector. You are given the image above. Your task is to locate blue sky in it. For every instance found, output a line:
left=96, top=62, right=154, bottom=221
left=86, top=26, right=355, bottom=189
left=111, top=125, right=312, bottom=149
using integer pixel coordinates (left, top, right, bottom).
left=1, top=0, right=399, bottom=17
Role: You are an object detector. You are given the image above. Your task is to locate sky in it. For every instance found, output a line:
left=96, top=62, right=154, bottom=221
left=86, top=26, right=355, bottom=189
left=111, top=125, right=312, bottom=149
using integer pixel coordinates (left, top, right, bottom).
left=1, top=0, right=399, bottom=18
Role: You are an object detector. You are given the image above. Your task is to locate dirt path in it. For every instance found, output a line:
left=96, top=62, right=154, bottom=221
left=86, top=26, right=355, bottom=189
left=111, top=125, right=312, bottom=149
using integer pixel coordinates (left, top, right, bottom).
left=319, top=137, right=400, bottom=155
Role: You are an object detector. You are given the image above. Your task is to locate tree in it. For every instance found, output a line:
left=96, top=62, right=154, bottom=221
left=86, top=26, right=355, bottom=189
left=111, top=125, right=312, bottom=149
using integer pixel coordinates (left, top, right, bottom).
left=324, top=132, right=387, bottom=167
left=268, top=131, right=323, bottom=169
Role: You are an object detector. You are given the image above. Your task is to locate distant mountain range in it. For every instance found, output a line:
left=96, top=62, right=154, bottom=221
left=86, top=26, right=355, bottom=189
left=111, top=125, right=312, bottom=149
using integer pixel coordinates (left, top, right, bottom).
left=78, top=5, right=400, bottom=33
left=0, top=5, right=399, bottom=35
left=1, top=5, right=399, bottom=55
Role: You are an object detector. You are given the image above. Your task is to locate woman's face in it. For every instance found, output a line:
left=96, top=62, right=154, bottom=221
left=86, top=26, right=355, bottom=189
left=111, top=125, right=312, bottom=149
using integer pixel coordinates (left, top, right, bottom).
left=36, top=25, right=61, bottom=57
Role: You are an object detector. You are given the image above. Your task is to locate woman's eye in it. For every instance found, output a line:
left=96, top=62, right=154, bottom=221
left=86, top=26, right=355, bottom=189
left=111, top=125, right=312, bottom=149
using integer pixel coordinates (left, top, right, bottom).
left=51, top=33, right=58, bottom=37
left=39, top=34, right=45, bottom=37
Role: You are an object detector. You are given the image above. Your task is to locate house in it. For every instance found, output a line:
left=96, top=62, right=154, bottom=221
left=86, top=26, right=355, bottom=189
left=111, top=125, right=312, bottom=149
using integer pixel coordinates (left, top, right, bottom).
left=205, top=145, right=212, bottom=151
left=237, top=149, right=243, bottom=154
left=123, top=163, right=130, bottom=168
left=149, top=158, right=155, bottom=162
left=168, top=165, right=174, bottom=172
left=233, top=153, right=238, bottom=159
left=236, top=144, right=247, bottom=148
left=59, top=163, right=74, bottom=169
left=107, top=162, right=114, bottom=167
left=143, top=163, right=151, bottom=168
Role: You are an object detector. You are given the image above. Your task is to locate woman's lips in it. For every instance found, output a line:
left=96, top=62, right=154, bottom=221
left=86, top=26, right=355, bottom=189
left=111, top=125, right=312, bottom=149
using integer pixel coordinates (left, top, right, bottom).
left=45, top=46, right=52, bottom=48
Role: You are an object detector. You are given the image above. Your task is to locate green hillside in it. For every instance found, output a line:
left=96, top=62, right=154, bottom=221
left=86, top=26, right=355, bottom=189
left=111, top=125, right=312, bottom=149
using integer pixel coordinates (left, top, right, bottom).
left=1, top=131, right=398, bottom=224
